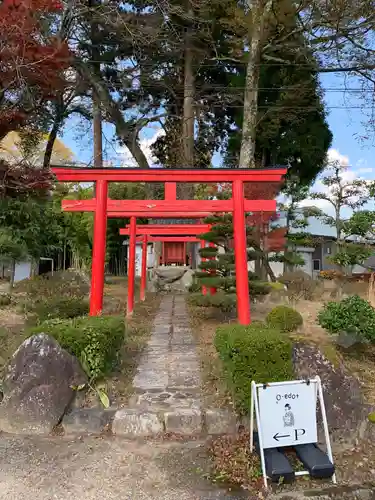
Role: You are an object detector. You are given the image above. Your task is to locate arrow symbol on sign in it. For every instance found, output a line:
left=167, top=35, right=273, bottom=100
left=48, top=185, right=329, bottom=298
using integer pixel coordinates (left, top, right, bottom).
left=273, top=433, right=290, bottom=442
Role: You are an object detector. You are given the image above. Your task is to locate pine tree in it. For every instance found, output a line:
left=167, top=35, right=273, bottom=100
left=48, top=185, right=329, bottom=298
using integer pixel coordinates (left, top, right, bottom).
left=191, top=191, right=270, bottom=311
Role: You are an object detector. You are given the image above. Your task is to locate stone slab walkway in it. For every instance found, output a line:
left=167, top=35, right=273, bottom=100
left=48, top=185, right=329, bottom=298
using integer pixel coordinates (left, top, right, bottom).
left=131, top=295, right=201, bottom=409
left=112, top=295, right=237, bottom=436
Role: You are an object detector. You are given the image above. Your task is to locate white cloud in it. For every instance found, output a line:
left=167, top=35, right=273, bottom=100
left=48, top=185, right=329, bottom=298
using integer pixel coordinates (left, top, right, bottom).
left=357, top=167, right=373, bottom=174
left=298, top=148, right=369, bottom=214
left=116, top=127, right=165, bottom=168
left=326, top=148, right=349, bottom=167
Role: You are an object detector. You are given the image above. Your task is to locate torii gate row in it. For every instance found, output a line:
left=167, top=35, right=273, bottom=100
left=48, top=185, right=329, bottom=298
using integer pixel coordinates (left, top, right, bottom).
left=121, top=225, right=213, bottom=313
left=52, top=166, right=286, bottom=324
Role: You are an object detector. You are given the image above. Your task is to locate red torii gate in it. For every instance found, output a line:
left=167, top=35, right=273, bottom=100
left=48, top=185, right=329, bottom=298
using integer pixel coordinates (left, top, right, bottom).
left=135, top=236, right=203, bottom=301
left=120, top=223, right=211, bottom=315
left=52, top=167, right=285, bottom=325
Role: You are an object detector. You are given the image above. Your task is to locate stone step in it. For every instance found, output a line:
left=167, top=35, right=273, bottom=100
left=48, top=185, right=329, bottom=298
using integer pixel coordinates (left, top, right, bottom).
left=109, top=407, right=238, bottom=437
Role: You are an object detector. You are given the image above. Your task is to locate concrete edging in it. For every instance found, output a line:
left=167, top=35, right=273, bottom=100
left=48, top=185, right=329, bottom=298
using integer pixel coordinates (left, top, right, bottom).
left=61, top=406, right=238, bottom=437
left=269, top=484, right=375, bottom=499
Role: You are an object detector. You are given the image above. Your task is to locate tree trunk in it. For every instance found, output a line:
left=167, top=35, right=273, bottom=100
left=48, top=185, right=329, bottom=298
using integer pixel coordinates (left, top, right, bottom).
left=283, top=208, right=292, bottom=273
left=93, top=97, right=103, bottom=169
left=263, top=256, right=276, bottom=282
left=63, top=241, right=67, bottom=270
left=178, top=1, right=195, bottom=201
left=239, top=0, right=272, bottom=169
left=182, top=22, right=195, bottom=171
left=43, top=121, right=59, bottom=168
left=8, top=259, right=15, bottom=292
left=90, top=0, right=103, bottom=183
left=77, top=61, right=151, bottom=170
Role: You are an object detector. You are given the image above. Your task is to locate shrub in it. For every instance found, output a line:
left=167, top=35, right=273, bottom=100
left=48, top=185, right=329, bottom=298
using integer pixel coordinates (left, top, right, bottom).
left=318, top=294, right=375, bottom=342
left=266, top=305, right=303, bottom=332
left=279, top=270, right=317, bottom=300
left=319, top=270, right=343, bottom=281
left=25, top=297, right=89, bottom=323
left=0, top=294, right=11, bottom=307
left=214, top=323, right=294, bottom=414
left=188, top=280, right=202, bottom=293
left=188, top=292, right=236, bottom=312
left=30, top=315, right=125, bottom=380
left=14, top=270, right=89, bottom=300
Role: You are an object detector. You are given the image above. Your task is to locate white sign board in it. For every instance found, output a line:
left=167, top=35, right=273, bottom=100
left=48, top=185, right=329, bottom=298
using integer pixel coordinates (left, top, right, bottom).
left=257, top=382, right=317, bottom=449
left=250, top=377, right=335, bottom=489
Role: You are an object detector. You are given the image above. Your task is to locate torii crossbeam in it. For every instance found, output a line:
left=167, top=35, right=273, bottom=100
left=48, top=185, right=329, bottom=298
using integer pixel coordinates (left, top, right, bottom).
left=52, top=167, right=286, bottom=325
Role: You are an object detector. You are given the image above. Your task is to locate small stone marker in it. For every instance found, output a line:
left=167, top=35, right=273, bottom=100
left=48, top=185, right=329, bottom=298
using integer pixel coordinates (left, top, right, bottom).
left=250, top=377, right=336, bottom=489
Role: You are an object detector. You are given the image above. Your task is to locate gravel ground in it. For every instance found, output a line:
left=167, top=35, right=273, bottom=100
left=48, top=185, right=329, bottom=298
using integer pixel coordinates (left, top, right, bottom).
left=0, top=433, right=246, bottom=500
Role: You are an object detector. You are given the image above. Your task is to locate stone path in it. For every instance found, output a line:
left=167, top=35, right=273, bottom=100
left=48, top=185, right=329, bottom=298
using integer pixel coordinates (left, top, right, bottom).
left=132, top=294, right=201, bottom=409
left=112, top=295, right=236, bottom=436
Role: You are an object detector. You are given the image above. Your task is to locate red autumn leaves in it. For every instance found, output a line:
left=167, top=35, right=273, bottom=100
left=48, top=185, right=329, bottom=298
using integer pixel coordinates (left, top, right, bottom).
left=0, top=0, right=70, bottom=138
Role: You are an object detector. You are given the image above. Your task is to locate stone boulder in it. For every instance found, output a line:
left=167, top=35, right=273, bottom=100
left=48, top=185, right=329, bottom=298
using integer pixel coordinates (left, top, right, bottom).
left=0, top=334, right=87, bottom=435
left=293, top=343, right=372, bottom=447
left=151, top=266, right=193, bottom=292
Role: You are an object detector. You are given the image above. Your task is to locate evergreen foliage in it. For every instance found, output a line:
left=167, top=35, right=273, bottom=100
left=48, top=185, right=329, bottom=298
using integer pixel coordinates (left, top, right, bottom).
left=30, top=315, right=125, bottom=381
left=192, top=202, right=271, bottom=310
left=215, top=322, right=294, bottom=414
left=266, top=305, right=303, bottom=332
left=318, top=295, right=375, bottom=343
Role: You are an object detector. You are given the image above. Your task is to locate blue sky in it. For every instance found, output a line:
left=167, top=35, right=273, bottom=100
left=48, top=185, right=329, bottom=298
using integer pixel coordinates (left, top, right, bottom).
left=62, top=72, right=374, bottom=188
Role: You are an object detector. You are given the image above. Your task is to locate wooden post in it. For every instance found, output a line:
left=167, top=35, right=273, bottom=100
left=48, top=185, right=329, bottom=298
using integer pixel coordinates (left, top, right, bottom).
left=209, top=242, right=217, bottom=295
left=233, top=179, right=250, bottom=324
left=140, top=235, right=148, bottom=301
left=127, top=216, right=137, bottom=317
left=200, top=240, right=207, bottom=296
left=90, top=179, right=108, bottom=316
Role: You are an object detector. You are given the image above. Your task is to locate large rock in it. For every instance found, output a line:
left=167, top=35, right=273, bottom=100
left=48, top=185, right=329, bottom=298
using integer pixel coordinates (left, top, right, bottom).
left=151, top=266, right=193, bottom=292
left=0, top=334, right=86, bottom=435
left=293, top=343, right=372, bottom=447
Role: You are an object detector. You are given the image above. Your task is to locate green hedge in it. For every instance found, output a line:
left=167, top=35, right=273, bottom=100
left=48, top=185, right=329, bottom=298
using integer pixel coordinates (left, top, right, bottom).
left=30, top=315, right=125, bottom=380
left=214, top=323, right=294, bottom=415
left=188, top=291, right=237, bottom=312
left=0, top=294, right=11, bottom=307
left=28, top=297, right=89, bottom=322
left=266, top=305, right=303, bottom=332
left=318, top=294, right=375, bottom=342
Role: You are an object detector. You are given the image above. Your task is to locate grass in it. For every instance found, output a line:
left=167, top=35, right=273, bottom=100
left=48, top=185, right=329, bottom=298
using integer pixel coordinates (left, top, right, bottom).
left=81, top=276, right=161, bottom=408
left=0, top=308, right=27, bottom=379
left=189, top=292, right=375, bottom=410
left=337, top=343, right=375, bottom=406
left=188, top=303, right=233, bottom=409
left=0, top=274, right=160, bottom=410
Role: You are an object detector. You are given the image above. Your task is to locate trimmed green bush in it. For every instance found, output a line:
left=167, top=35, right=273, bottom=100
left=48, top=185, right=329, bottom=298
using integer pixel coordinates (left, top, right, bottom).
left=25, top=296, right=89, bottom=323
left=214, top=323, right=294, bottom=414
left=266, top=305, right=303, bottom=332
left=188, top=292, right=236, bottom=312
left=0, top=294, right=11, bottom=307
left=30, top=315, right=125, bottom=380
left=318, top=294, right=375, bottom=342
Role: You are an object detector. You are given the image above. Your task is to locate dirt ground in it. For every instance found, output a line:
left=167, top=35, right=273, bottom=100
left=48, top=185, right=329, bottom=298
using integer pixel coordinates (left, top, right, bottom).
left=94, top=279, right=161, bottom=407
left=0, top=433, right=244, bottom=500
left=0, top=432, right=373, bottom=500
left=189, top=296, right=375, bottom=408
